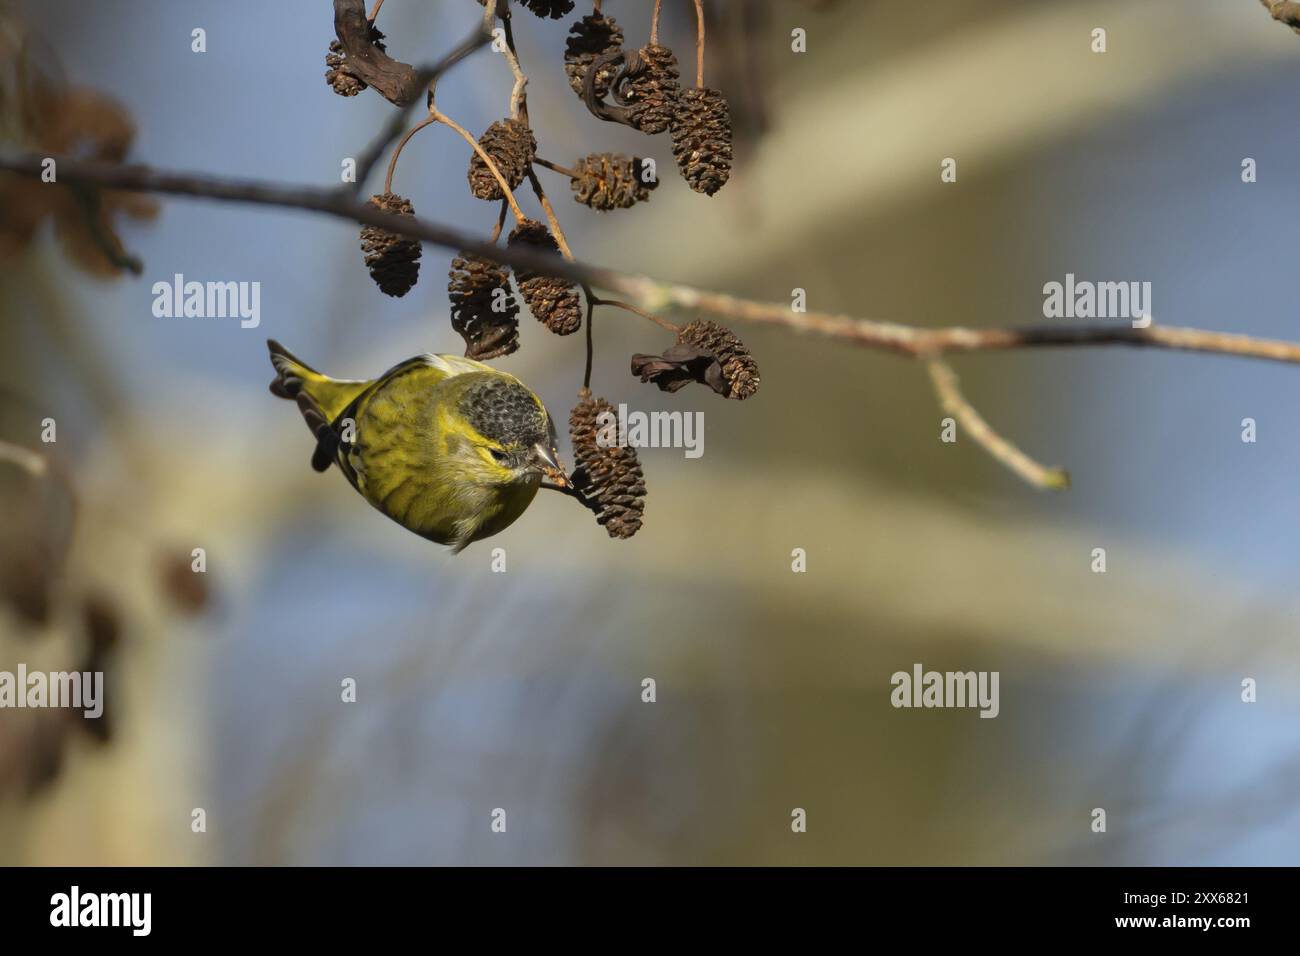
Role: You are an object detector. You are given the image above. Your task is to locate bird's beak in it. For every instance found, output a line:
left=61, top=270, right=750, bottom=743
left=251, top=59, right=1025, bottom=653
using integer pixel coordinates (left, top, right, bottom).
left=532, top=443, right=569, bottom=487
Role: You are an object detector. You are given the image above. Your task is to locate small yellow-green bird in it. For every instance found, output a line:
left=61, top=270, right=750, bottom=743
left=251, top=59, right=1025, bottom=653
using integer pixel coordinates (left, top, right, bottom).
left=267, top=339, right=568, bottom=552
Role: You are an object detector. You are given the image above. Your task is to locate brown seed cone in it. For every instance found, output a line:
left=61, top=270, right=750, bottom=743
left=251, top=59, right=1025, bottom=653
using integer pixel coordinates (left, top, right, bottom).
left=679, top=319, right=759, bottom=398
left=325, top=25, right=386, bottom=97
left=615, top=44, right=680, bottom=134
left=507, top=219, right=581, bottom=335
left=570, top=153, right=657, bottom=211
left=670, top=88, right=733, bottom=196
left=564, top=13, right=624, bottom=100
left=448, top=253, right=521, bottom=360
left=569, top=390, right=645, bottom=539
left=468, top=119, right=537, bottom=201
left=359, top=193, right=421, bottom=297
left=631, top=319, right=760, bottom=399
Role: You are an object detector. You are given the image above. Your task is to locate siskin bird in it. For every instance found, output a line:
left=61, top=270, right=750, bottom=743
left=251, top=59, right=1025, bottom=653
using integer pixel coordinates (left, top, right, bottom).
left=267, top=339, right=568, bottom=552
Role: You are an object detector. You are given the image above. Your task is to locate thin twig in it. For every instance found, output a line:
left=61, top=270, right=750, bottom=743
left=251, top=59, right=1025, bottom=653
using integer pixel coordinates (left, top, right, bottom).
left=348, top=18, right=494, bottom=192
left=430, top=111, right=528, bottom=224
left=592, top=297, right=681, bottom=333
left=366, top=0, right=384, bottom=21
left=499, top=12, right=529, bottom=123
left=693, top=0, right=706, bottom=87
left=927, top=358, right=1070, bottom=491
left=8, top=154, right=1300, bottom=368
left=383, top=114, right=434, bottom=194
left=582, top=285, right=596, bottom=390
left=489, top=199, right=509, bottom=244
left=541, top=478, right=600, bottom=518
left=534, top=156, right=581, bottom=180
left=526, top=168, right=574, bottom=260
left=651, top=0, right=663, bottom=46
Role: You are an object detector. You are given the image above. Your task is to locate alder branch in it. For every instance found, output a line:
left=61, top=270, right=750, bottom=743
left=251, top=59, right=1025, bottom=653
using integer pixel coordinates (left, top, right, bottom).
left=333, top=0, right=424, bottom=106
left=7, top=152, right=1300, bottom=490
left=349, top=2, right=495, bottom=192
left=5, top=153, right=1300, bottom=366
left=497, top=11, right=529, bottom=123
left=927, top=358, right=1069, bottom=491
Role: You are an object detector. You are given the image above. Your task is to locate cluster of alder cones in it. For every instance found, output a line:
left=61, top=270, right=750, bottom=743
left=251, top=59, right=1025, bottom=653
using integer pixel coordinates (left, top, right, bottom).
left=566, top=10, right=733, bottom=197
left=328, top=0, right=754, bottom=540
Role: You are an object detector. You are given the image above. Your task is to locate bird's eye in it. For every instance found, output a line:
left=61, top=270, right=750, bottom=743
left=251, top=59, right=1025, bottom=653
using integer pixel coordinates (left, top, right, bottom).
left=488, top=447, right=509, bottom=464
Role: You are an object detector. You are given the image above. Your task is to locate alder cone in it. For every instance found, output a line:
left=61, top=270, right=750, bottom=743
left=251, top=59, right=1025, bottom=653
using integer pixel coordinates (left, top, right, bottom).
left=507, top=219, right=581, bottom=335
left=569, top=390, right=645, bottom=539
left=359, top=193, right=421, bottom=297
left=570, top=153, right=657, bottom=211
left=670, top=88, right=733, bottom=196
left=679, top=319, right=758, bottom=398
left=468, top=119, right=536, bottom=201
left=448, top=253, right=520, bottom=360
left=564, top=13, right=624, bottom=100
left=631, top=319, right=760, bottom=399
left=616, top=44, right=680, bottom=134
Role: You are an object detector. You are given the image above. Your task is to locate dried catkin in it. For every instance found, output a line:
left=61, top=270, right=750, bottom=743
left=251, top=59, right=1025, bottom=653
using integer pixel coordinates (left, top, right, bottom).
left=507, top=219, right=581, bottom=335
left=631, top=319, right=760, bottom=400
left=448, top=253, right=521, bottom=360
left=564, top=13, right=624, bottom=100
left=670, top=88, right=733, bottom=196
left=468, top=119, right=537, bottom=202
left=570, top=153, right=657, bottom=211
left=616, top=44, right=680, bottom=134
left=359, top=192, right=421, bottom=297
left=570, top=390, right=645, bottom=538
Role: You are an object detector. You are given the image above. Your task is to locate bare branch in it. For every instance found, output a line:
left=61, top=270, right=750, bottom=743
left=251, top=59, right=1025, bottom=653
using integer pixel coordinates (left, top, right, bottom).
left=333, top=0, right=422, bottom=106
left=7, top=152, right=1300, bottom=369
left=926, top=359, right=1070, bottom=491
left=498, top=13, right=529, bottom=122
left=430, top=111, right=528, bottom=225
left=526, top=168, right=574, bottom=260
left=592, top=297, right=681, bottom=334
left=349, top=15, right=495, bottom=192
left=382, top=114, right=433, bottom=194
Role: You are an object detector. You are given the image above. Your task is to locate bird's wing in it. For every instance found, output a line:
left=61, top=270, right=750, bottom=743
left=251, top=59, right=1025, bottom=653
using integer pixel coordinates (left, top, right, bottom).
left=323, top=355, right=475, bottom=497
left=424, top=353, right=497, bottom=377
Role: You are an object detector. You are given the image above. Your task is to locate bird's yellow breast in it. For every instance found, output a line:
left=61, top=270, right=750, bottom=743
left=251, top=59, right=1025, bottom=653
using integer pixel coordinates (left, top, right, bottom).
left=341, top=365, right=540, bottom=550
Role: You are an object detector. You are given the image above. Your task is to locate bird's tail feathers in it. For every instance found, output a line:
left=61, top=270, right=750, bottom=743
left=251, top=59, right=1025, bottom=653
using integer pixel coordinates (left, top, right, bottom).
left=267, top=338, right=316, bottom=400
left=267, top=339, right=367, bottom=473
